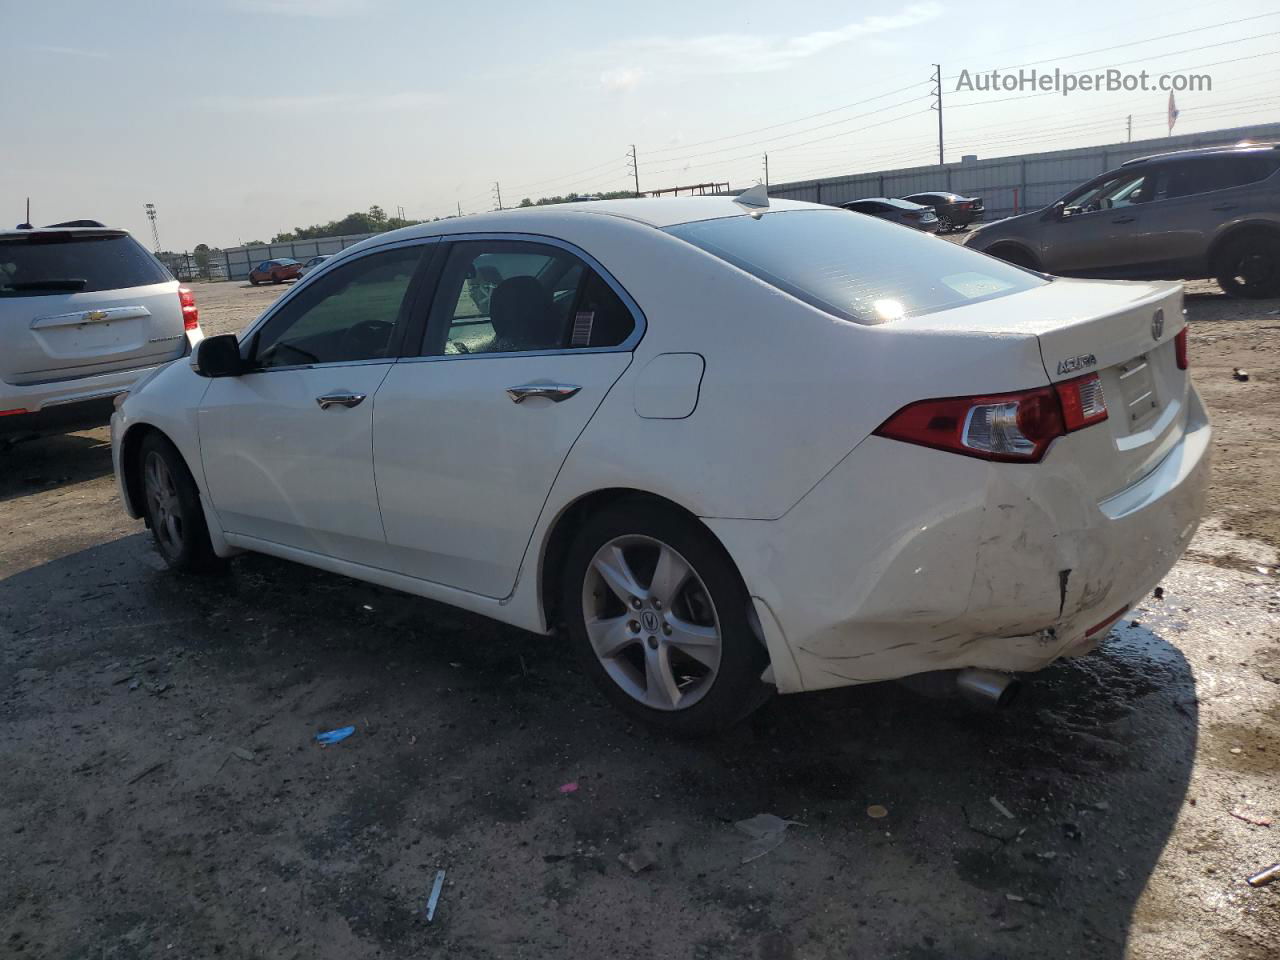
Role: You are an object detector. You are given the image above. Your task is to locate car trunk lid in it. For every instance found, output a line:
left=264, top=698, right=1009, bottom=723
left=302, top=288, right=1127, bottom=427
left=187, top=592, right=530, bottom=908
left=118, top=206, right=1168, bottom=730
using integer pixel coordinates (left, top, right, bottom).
left=897, top=277, right=1188, bottom=498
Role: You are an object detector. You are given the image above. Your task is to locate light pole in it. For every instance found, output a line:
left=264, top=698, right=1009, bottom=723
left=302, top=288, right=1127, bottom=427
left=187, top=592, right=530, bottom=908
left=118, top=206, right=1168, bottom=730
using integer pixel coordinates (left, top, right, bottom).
left=144, top=203, right=161, bottom=252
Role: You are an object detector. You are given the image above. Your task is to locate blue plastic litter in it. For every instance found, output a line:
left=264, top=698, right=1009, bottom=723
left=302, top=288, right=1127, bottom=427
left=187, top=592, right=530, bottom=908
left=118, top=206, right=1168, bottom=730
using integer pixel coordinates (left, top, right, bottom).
left=315, top=726, right=356, bottom=745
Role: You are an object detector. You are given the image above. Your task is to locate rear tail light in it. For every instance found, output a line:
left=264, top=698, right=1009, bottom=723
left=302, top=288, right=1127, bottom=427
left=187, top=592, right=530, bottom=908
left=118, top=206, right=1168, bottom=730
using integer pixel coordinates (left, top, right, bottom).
left=874, top=373, right=1108, bottom=463
left=178, top=286, right=199, bottom=330
left=0, top=408, right=30, bottom=417
left=1174, top=327, right=1188, bottom=370
left=1055, top=372, right=1108, bottom=431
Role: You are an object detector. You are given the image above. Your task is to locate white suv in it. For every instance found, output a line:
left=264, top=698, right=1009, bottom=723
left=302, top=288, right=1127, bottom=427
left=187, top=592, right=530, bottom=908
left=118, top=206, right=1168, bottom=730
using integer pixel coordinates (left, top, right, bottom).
left=1, top=223, right=203, bottom=430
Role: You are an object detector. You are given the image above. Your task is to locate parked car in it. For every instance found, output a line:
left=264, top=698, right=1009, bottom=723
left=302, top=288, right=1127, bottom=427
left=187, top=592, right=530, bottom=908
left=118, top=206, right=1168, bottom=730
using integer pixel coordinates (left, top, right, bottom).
left=841, top=197, right=939, bottom=232
left=963, top=143, right=1280, bottom=297
left=248, top=258, right=302, bottom=285
left=299, top=255, right=331, bottom=277
left=112, top=195, right=1208, bottom=735
left=1, top=223, right=202, bottom=431
left=902, top=191, right=985, bottom=232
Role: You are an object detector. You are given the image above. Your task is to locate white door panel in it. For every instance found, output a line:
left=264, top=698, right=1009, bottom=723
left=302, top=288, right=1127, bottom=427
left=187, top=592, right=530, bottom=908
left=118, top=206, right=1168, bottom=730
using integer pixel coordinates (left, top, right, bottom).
left=373, top=353, right=631, bottom=597
left=199, top=364, right=393, bottom=565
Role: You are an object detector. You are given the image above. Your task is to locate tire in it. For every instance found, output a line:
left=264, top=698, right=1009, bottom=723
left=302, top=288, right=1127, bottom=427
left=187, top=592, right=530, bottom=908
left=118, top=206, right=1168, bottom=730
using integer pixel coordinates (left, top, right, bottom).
left=561, top=501, right=772, bottom=736
left=249, top=277, right=259, bottom=286
left=1214, top=233, right=1280, bottom=299
left=937, top=215, right=953, bottom=233
left=988, top=244, right=1039, bottom=271
left=138, top=433, right=225, bottom=574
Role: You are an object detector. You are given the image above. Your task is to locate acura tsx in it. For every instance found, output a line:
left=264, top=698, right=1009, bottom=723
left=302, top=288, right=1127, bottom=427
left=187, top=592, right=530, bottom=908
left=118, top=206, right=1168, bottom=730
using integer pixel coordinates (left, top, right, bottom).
left=111, top=191, right=1210, bottom=735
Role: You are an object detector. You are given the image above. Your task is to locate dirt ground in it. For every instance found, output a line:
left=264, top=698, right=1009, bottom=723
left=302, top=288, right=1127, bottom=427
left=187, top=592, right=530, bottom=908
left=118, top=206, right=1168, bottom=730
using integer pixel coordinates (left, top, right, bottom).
left=1, top=278, right=1277, bottom=959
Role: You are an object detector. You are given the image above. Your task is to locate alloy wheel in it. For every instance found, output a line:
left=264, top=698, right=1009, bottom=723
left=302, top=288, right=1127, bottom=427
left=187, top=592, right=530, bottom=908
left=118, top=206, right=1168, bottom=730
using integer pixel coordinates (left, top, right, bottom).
left=581, top=535, right=722, bottom=711
left=144, top=451, right=184, bottom=558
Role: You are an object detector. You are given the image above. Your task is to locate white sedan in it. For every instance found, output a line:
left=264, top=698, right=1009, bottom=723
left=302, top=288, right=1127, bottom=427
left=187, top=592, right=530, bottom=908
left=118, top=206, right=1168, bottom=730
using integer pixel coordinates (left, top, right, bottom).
left=111, top=193, right=1210, bottom=735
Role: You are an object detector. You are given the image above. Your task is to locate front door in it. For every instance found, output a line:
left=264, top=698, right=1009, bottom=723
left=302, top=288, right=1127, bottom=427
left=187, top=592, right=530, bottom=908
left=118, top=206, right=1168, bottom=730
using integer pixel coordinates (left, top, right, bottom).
left=1042, top=168, right=1154, bottom=276
left=199, top=242, right=433, bottom=566
left=373, top=238, right=640, bottom=597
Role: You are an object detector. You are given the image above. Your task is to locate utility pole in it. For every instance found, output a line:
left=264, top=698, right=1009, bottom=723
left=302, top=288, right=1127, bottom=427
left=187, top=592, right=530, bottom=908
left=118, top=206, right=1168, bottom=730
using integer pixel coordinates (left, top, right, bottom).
left=763, top=152, right=770, bottom=188
left=492, top=182, right=504, bottom=211
left=627, top=144, right=640, bottom=198
left=456, top=201, right=462, bottom=218
left=1126, top=115, right=1133, bottom=142
left=930, top=64, right=944, bottom=166
left=144, top=203, right=161, bottom=252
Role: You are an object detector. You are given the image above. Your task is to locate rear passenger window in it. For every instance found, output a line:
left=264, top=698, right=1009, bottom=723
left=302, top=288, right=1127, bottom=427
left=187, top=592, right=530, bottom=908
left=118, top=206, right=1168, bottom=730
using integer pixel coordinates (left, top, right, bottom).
left=424, top=241, right=636, bottom=356
left=1163, top=156, right=1279, bottom=199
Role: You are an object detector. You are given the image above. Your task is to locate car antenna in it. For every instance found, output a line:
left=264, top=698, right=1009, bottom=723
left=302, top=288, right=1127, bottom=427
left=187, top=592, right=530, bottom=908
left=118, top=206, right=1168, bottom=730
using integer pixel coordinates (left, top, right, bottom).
left=17, top=197, right=33, bottom=230
left=733, top=183, right=769, bottom=213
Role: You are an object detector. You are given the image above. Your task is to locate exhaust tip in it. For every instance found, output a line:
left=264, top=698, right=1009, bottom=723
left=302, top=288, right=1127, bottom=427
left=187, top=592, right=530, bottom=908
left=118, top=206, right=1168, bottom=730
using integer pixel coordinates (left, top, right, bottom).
left=956, top=668, right=1021, bottom=710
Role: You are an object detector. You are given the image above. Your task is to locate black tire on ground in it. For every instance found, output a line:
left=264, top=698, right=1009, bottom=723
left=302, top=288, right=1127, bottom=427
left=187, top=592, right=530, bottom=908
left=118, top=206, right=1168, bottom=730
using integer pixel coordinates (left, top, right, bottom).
left=988, top=244, right=1039, bottom=270
left=937, top=215, right=953, bottom=232
left=249, top=277, right=259, bottom=286
left=561, top=500, right=772, bottom=736
left=137, top=433, right=225, bottom=574
left=1214, top=233, right=1280, bottom=299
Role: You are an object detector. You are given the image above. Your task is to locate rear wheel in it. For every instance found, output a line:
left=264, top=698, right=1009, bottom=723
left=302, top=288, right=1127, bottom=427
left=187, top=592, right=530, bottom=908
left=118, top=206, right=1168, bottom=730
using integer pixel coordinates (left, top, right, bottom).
left=1215, top=234, right=1280, bottom=299
left=937, top=214, right=954, bottom=232
left=139, top=434, right=224, bottom=574
left=561, top=502, right=771, bottom=736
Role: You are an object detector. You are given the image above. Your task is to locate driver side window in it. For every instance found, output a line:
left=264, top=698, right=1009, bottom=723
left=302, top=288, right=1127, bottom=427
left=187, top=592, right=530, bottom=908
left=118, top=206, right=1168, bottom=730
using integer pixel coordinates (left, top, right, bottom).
left=251, top=245, right=426, bottom=369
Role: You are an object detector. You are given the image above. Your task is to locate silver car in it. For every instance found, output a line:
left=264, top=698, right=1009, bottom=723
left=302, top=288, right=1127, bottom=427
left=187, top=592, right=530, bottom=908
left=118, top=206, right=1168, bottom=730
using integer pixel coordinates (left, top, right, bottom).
left=963, top=144, right=1280, bottom=298
left=0, top=223, right=202, bottom=430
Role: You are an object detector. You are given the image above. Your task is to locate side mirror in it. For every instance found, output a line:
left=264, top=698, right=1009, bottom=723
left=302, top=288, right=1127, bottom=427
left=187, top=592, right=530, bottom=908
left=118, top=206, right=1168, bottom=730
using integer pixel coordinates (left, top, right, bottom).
left=1042, top=202, right=1065, bottom=222
left=193, top=334, right=245, bottom=378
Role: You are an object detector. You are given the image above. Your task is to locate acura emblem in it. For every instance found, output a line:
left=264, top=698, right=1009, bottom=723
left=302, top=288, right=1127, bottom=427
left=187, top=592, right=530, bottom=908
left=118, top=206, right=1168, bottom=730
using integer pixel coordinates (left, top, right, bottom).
left=1151, top=309, right=1164, bottom=340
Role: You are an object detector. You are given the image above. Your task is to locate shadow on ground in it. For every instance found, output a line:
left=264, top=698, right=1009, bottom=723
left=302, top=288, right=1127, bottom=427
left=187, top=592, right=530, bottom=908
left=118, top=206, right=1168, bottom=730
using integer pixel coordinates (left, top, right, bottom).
left=0, top=417, right=114, bottom=503
left=0, top=535, right=1198, bottom=959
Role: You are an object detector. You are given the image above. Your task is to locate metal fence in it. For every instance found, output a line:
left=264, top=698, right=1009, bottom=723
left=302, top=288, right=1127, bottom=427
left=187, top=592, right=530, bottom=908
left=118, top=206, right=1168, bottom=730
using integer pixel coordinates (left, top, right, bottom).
left=221, top=233, right=380, bottom=281
left=766, top=121, right=1280, bottom=219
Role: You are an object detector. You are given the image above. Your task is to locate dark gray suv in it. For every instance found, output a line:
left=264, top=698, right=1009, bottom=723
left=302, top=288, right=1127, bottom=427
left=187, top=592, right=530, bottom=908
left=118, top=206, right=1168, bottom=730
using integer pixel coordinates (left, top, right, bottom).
left=963, top=144, right=1280, bottom=297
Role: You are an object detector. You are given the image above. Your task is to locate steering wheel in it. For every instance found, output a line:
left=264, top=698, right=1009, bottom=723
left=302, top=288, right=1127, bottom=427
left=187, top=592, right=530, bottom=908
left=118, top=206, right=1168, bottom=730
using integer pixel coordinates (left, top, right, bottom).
left=339, top=319, right=393, bottom=359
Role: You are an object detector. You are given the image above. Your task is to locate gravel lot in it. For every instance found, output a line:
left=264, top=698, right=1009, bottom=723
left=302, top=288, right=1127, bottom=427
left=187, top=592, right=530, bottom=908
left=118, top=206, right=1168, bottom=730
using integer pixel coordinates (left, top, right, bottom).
left=1, top=277, right=1277, bottom=959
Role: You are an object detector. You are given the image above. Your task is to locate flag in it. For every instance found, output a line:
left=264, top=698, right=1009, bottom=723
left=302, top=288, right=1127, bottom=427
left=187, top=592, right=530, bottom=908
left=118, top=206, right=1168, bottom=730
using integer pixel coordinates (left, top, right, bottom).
left=1168, top=91, right=1180, bottom=135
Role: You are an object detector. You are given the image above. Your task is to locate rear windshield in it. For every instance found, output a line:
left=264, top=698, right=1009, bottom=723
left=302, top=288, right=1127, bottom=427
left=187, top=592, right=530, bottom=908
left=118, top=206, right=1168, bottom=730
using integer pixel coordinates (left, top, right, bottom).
left=0, top=232, right=172, bottom=297
left=666, top=209, right=1045, bottom=325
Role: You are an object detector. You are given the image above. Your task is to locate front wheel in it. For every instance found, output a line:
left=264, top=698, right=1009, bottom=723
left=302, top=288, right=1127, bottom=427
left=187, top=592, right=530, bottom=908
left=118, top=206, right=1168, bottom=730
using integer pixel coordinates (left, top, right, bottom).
left=249, top=277, right=259, bottom=286
left=1215, top=234, right=1280, bottom=299
left=139, top=434, right=224, bottom=574
left=561, top=502, right=771, bottom=736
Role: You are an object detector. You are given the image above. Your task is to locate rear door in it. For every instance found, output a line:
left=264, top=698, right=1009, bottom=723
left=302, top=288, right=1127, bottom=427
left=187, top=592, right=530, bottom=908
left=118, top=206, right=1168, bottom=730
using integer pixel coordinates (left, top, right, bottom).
left=373, top=237, right=640, bottom=597
left=0, top=230, right=184, bottom=386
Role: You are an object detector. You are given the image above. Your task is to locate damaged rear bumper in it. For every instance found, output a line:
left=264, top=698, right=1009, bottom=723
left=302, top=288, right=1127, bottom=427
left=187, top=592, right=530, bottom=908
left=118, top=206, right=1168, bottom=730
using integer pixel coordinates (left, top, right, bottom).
left=708, top=389, right=1211, bottom=694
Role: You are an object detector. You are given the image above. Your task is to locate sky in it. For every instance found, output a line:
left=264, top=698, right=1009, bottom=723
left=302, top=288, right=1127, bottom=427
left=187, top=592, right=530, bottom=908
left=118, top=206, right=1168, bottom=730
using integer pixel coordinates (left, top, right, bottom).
left=3, top=0, right=1279, bottom=250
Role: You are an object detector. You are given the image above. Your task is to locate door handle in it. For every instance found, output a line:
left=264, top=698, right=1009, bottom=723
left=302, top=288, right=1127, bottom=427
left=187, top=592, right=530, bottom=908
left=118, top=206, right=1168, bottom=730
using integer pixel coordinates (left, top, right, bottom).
left=315, top=392, right=367, bottom=409
left=505, top=383, right=581, bottom=404
left=1111, top=215, right=1137, bottom=223
left=1210, top=204, right=1237, bottom=212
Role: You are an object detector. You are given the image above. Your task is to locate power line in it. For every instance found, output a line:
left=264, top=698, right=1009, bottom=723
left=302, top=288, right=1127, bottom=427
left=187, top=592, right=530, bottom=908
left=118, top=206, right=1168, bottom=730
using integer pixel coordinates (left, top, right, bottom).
left=640, top=79, right=927, bottom=158
left=943, top=10, right=1280, bottom=80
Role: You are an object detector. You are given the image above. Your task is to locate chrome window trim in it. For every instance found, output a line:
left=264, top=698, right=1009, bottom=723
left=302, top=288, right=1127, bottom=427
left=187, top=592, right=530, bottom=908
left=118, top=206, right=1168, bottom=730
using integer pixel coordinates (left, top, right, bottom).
left=237, top=236, right=442, bottom=347
left=410, top=231, right=647, bottom=359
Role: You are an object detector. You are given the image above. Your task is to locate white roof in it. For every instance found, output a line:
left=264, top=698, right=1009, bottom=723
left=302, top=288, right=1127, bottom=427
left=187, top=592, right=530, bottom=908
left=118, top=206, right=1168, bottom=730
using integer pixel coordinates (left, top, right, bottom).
left=380, top=195, right=824, bottom=243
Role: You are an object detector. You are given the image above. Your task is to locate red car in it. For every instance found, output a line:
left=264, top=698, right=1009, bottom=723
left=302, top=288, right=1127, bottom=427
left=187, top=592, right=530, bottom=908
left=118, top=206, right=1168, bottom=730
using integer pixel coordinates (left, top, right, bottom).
left=248, top=258, right=302, bottom=285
